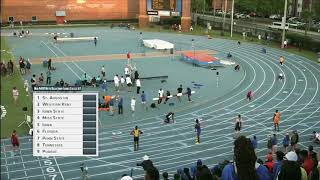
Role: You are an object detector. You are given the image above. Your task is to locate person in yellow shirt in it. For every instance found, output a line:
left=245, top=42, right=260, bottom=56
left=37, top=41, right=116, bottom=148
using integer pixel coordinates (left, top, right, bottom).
left=130, top=126, right=143, bottom=151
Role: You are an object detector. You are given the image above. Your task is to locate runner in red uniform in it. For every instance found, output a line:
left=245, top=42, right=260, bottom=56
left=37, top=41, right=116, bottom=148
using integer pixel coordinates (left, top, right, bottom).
left=11, top=130, right=20, bottom=155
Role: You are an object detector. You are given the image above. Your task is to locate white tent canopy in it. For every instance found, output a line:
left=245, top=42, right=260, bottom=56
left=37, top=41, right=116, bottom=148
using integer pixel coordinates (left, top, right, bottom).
left=143, top=39, right=174, bottom=50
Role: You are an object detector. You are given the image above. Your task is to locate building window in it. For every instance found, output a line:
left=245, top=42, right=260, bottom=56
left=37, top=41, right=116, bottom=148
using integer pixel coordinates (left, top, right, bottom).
left=8, top=16, right=14, bottom=22
left=32, top=16, right=37, bottom=21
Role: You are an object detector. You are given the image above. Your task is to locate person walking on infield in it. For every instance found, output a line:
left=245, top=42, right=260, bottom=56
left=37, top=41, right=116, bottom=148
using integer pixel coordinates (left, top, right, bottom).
left=12, top=87, right=19, bottom=106
left=273, top=110, right=280, bottom=132
left=283, top=133, right=290, bottom=153
left=109, top=96, right=114, bottom=116
left=94, top=37, right=97, bottom=46
left=7, top=60, right=13, bottom=75
left=46, top=69, right=52, bottom=84
left=101, top=65, right=106, bottom=78
left=164, top=90, right=171, bottom=104
left=114, top=74, right=120, bottom=92
left=48, top=58, right=52, bottom=70
left=141, top=91, right=148, bottom=110
left=187, top=87, right=192, bottom=102
left=11, top=130, right=20, bottom=155
left=120, top=76, right=125, bottom=90
left=80, top=163, right=88, bottom=180
left=130, top=126, right=143, bottom=151
left=158, top=88, right=164, bottom=104
left=131, top=97, right=136, bottom=114
left=177, top=85, right=183, bottom=102
left=195, top=119, right=201, bottom=144
left=126, top=76, right=132, bottom=92
left=271, top=134, right=278, bottom=154
left=136, top=78, right=141, bottom=94
left=117, top=96, right=123, bottom=114
left=234, top=114, right=242, bottom=138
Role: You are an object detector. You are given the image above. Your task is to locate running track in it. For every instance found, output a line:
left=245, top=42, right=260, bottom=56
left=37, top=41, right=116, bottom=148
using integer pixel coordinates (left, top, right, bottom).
left=1, top=33, right=320, bottom=180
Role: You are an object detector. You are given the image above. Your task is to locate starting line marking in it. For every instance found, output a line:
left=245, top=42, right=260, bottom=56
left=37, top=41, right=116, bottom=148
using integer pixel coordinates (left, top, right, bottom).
left=282, top=91, right=288, bottom=94
left=298, top=79, right=304, bottom=82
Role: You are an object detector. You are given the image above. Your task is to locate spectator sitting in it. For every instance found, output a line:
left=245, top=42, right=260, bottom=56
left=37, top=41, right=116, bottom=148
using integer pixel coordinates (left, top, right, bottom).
left=211, top=160, right=229, bottom=179
left=183, top=168, right=192, bottom=180
left=277, top=151, right=307, bottom=180
left=54, top=82, right=60, bottom=87
left=308, top=151, right=319, bottom=180
left=290, top=130, right=299, bottom=150
left=96, top=75, right=102, bottom=84
left=251, top=135, right=258, bottom=151
left=162, top=172, right=169, bottom=180
left=120, top=174, right=132, bottom=180
left=38, top=73, right=44, bottom=84
left=59, top=79, right=65, bottom=87
left=265, top=152, right=274, bottom=173
left=272, top=151, right=285, bottom=180
left=137, top=155, right=154, bottom=171
left=91, top=77, right=97, bottom=87
left=311, top=131, right=320, bottom=144
left=82, top=73, right=89, bottom=86
left=299, top=150, right=313, bottom=175
left=221, top=136, right=270, bottom=180
left=227, top=52, right=232, bottom=58
left=173, top=173, right=181, bottom=180
left=198, top=165, right=214, bottom=180
left=144, top=166, right=159, bottom=180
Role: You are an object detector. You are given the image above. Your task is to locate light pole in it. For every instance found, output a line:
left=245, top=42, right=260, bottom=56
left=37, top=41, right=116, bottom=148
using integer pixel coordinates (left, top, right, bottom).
left=230, top=0, right=235, bottom=37
left=192, top=39, right=195, bottom=57
left=222, top=0, right=228, bottom=36
left=281, top=0, right=288, bottom=49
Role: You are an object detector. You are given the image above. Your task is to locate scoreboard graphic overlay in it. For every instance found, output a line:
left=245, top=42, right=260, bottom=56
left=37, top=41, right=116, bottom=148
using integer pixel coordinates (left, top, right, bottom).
left=33, top=92, right=99, bottom=156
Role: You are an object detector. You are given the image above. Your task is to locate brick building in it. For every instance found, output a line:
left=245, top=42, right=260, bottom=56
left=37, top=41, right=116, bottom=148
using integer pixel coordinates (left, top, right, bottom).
left=1, top=0, right=139, bottom=23
left=212, top=0, right=232, bottom=11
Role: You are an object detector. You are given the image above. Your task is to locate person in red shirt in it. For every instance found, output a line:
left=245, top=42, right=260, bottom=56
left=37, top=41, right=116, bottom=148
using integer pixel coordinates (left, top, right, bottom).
left=11, top=130, right=20, bottom=155
left=300, top=150, right=314, bottom=175
left=265, top=152, right=274, bottom=173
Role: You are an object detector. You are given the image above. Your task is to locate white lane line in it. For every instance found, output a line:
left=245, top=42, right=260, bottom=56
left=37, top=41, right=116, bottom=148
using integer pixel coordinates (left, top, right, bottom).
left=37, top=157, right=47, bottom=180
left=41, top=41, right=81, bottom=79
left=53, top=156, right=65, bottom=180
left=2, top=141, right=10, bottom=179
left=50, top=42, right=92, bottom=79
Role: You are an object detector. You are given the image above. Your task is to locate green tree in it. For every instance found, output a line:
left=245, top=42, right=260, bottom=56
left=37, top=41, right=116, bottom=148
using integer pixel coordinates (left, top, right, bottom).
left=301, top=10, right=313, bottom=35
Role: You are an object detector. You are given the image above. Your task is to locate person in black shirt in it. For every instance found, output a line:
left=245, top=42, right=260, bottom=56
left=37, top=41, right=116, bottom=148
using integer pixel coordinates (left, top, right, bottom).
left=94, top=37, right=97, bottom=46
left=7, top=60, right=13, bottom=75
left=164, top=90, right=171, bottom=104
left=177, top=84, right=183, bottom=102
left=91, top=77, right=97, bottom=87
left=31, top=74, right=36, bottom=90
left=59, top=79, right=64, bottom=87
left=48, top=59, right=52, bottom=70
left=164, top=112, right=174, bottom=123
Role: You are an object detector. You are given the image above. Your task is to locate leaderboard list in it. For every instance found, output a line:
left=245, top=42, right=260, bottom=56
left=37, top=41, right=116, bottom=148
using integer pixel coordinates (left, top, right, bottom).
left=33, top=93, right=99, bottom=156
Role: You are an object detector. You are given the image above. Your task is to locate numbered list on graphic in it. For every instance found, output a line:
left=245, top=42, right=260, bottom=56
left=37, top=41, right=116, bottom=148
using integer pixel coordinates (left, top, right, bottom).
left=33, top=93, right=98, bottom=156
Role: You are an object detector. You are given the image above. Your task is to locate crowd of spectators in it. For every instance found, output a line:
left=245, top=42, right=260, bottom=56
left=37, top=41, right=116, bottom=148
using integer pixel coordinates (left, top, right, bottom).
left=127, top=134, right=319, bottom=180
